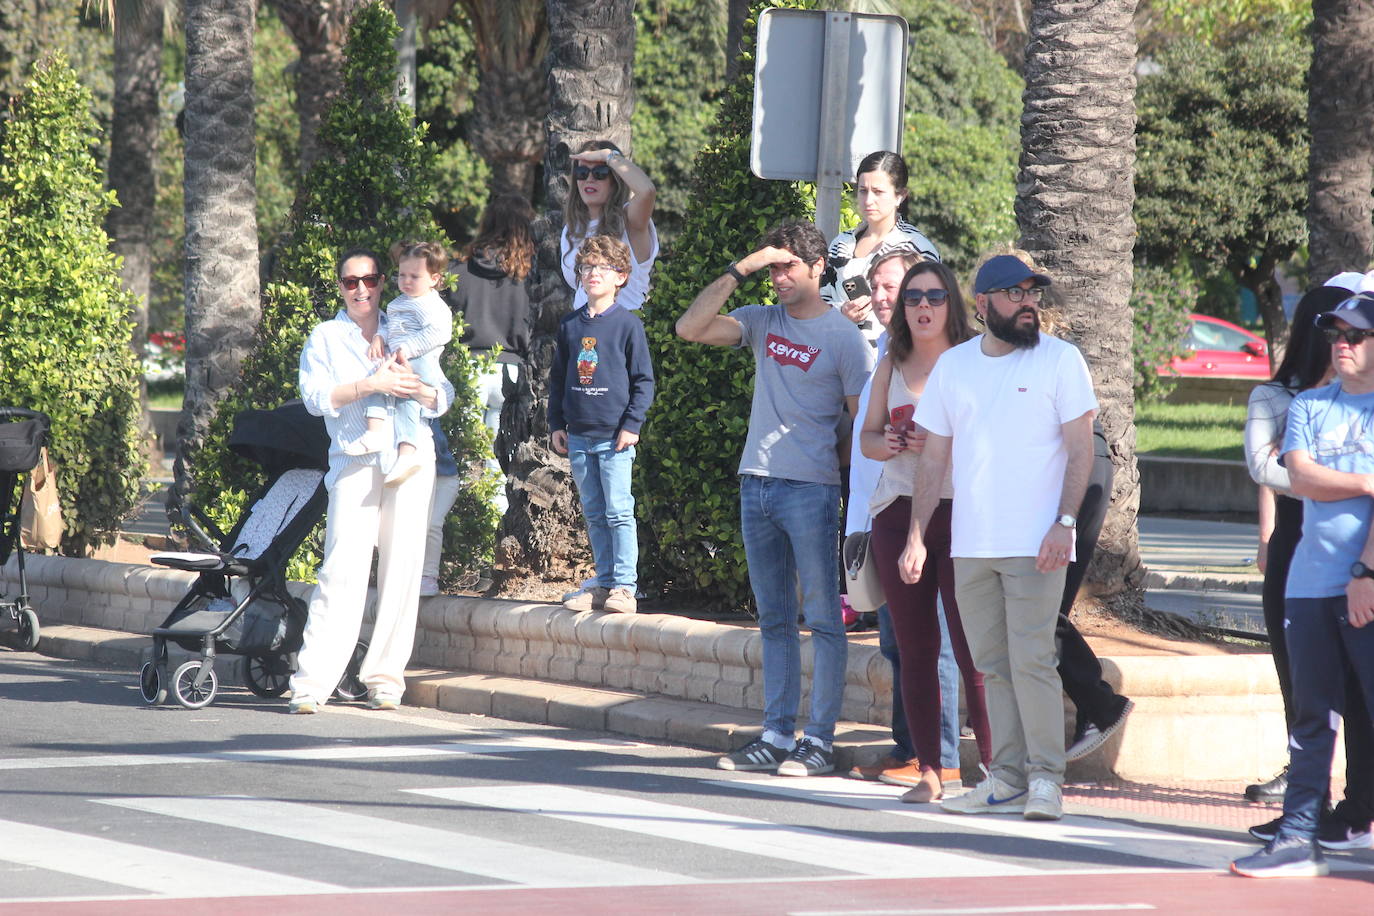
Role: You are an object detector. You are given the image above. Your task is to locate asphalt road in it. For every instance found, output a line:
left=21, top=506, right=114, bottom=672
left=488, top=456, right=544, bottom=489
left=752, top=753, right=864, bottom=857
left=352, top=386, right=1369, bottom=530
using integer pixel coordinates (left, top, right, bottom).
left=1, top=651, right=1371, bottom=914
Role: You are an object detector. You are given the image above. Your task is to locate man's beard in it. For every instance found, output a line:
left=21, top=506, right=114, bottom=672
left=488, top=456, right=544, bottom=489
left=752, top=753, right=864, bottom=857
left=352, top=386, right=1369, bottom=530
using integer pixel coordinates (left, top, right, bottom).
left=984, top=304, right=1040, bottom=348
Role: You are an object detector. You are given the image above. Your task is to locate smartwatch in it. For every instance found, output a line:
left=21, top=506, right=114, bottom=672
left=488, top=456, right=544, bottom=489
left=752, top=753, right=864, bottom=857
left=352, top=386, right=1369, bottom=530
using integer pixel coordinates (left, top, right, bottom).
left=1055, top=514, right=1077, bottom=529
left=1351, top=561, right=1374, bottom=580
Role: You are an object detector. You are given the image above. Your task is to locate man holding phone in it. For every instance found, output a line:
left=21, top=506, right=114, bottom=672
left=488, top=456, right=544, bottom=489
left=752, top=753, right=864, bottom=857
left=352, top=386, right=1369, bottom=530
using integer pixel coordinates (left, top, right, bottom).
left=677, top=220, right=873, bottom=777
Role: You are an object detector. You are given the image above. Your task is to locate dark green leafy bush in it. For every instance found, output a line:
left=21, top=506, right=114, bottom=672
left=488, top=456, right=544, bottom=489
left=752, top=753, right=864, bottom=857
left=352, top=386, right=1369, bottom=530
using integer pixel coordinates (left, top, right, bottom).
left=0, top=55, right=146, bottom=554
left=1132, top=263, right=1198, bottom=402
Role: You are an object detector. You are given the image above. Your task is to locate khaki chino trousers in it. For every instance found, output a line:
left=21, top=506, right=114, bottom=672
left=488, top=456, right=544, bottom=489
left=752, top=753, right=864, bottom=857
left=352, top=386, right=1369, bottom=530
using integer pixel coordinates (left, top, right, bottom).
left=953, top=556, right=1067, bottom=788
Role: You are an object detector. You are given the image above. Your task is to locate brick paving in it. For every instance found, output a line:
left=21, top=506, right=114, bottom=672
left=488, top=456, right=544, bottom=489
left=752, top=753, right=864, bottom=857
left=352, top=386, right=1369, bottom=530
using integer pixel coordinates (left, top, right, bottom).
left=1064, top=777, right=1347, bottom=831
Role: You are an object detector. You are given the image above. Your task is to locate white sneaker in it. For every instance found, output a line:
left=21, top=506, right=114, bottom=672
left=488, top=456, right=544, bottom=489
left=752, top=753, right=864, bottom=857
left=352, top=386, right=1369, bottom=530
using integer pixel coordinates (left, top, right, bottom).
left=419, top=575, right=439, bottom=597
left=1024, top=778, right=1063, bottom=820
left=342, top=426, right=391, bottom=456
left=385, top=451, right=422, bottom=487
left=940, top=775, right=1027, bottom=815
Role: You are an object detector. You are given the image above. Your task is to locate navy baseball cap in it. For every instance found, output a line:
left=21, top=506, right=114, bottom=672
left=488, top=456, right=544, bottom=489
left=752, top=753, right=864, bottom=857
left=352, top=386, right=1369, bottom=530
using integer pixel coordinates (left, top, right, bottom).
left=974, top=255, right=1052, bottom=295
left=1316, top=293, right=1374, bottom=330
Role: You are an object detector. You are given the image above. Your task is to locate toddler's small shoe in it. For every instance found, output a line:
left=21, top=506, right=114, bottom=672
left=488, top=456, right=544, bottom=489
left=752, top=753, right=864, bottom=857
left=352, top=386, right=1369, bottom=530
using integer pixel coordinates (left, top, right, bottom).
left=564, top=587, right=609, bottom=611
left=604, top=587, right=637, bottom=613
left=342, top=427, right=391, bottom=456
left=385, top=452, right=422, bottom=487
left=419, top=575, right=440, bottom=597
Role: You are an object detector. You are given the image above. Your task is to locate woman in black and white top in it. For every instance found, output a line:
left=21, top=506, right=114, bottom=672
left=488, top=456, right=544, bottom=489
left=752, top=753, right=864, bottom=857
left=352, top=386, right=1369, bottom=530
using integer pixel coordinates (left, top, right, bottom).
left=821, top=151, right=941, bottom=347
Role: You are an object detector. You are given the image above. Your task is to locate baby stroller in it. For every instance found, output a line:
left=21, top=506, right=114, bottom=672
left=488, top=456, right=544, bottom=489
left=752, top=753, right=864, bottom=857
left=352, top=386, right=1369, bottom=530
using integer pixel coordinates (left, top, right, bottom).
left=140, top=401, right=368, bottom=709
left=0, top=407, right=50, bottom=651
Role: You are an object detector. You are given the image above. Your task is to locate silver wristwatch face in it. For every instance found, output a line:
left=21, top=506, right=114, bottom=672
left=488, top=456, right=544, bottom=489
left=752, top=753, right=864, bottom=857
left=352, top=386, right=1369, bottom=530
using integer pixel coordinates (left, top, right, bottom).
left=1057, top=514, right=1076, bottom=528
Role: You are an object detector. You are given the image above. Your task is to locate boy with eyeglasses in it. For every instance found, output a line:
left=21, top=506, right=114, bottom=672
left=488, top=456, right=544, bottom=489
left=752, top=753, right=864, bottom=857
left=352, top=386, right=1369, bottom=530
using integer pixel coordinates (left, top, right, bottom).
left=1233, top=292, right=1374, bottom=877
left=549, top=236, right=655, bottom=614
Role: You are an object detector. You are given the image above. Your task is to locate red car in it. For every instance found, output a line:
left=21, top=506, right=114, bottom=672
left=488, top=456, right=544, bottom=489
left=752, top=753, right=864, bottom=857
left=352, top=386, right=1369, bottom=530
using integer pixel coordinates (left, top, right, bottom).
left=1164, top=313, right=1270, bottom=379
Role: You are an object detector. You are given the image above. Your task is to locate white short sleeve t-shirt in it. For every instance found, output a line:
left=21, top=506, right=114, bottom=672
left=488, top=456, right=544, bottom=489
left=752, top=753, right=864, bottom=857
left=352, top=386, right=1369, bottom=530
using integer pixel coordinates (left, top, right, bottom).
left=915, top=332, right=1098, bottom=558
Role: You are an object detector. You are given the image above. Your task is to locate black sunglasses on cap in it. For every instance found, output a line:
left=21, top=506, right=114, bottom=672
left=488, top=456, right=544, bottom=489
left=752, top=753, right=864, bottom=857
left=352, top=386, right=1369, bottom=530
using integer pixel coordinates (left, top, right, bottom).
left=574, top=164, right=612, bottom=181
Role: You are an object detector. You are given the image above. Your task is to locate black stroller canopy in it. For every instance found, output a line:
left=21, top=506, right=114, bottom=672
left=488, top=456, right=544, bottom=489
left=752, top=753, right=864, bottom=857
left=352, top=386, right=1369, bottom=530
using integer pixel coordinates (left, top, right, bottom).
left=229, top=401, right=329, bottom=473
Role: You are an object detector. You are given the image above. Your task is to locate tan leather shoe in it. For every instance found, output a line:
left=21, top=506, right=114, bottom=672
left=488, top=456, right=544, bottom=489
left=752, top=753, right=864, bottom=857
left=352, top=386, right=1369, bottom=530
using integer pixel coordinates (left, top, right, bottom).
left=847, top=754, right=910, bottom=781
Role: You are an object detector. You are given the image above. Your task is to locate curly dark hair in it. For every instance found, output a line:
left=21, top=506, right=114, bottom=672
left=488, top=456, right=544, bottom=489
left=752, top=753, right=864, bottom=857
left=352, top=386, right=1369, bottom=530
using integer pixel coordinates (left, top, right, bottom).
left=759, top=219, right=827, bottom=266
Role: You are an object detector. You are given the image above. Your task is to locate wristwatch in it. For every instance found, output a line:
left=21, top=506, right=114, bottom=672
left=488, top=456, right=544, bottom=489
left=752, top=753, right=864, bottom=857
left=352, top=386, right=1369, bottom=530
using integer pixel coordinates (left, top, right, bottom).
left=1351, top=561, right=1374, bottom=580
left=725, top=262, right=747, bottom=284
left=1055, top=514, right=1077, bottom=529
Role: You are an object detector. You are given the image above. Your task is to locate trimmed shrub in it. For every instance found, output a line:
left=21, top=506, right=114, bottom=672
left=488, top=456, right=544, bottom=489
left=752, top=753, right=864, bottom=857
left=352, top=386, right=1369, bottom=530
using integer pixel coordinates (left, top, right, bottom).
left=0, top=55, right=146, bottom=554
left=1132, top=263, right=1197, bottom=403
left=635, top=1, right=811, bottom=611
left=195, top=2, right=496, bottom=583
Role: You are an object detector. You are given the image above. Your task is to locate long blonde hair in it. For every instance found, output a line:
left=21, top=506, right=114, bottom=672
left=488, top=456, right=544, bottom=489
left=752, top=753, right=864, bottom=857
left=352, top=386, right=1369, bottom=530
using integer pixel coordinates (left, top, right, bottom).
left=563, top=139, right=630, bottom=243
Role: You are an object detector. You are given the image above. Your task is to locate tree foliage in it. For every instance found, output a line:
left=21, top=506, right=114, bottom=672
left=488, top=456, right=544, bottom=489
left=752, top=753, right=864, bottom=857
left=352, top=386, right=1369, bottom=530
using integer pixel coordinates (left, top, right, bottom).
left=196, top=2, right=497, bottom=581
left=1131, top=263, right=1196, bottom=402
left=1134, top=28, right=1308, bottom=348
left=0, top=55, right=146, bottom=554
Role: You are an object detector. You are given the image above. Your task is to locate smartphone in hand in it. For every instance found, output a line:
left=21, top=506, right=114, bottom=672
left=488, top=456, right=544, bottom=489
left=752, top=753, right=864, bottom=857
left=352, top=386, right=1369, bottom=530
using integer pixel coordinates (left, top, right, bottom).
left=890, top=404, right=915, bottom=434
left=841, top=275, right=871, bottom=300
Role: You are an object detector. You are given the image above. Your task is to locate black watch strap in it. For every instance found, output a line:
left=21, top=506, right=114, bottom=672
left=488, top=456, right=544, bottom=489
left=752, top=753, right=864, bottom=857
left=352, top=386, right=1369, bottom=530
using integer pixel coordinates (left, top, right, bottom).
left=725, top=262, right=747, bottom=284
left=1353, top=561, right=1374, bottom=580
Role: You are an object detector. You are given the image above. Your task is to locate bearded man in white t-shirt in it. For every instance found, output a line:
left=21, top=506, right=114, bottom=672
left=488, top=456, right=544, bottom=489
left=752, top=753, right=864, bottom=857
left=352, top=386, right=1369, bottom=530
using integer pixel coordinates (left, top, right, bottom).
left=897, top=254, right=1098, bottom=821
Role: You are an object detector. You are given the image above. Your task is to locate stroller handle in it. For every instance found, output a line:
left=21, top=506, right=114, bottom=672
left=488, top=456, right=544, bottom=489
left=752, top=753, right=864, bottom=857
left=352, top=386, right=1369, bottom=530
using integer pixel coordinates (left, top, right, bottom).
left=0, top=407, right=51, bottom=429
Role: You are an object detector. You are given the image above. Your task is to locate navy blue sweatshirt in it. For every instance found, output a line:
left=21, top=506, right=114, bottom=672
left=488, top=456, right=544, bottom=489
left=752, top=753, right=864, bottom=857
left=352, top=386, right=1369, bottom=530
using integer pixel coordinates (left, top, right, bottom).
left=548, top=304, right=655, bottom=438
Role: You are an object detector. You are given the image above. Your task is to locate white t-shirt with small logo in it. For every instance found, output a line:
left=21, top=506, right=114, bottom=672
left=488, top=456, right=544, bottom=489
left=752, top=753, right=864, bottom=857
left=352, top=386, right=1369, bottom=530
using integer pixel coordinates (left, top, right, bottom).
left=915, top=332, right=1098, bottom=558
left=731, top=304, right=873, bottom=486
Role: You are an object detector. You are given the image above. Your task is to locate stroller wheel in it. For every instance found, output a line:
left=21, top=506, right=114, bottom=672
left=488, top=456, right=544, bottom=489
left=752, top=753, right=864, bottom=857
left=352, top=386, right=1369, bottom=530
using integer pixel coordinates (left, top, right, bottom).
left=333, top=639, right=369, bottom=702
left=244, top=654, right=290, bottom=698
left=139, top=660, right=168, bottom=705
left=172, top=660, right=219, bottom=709
left=15, top=607, right=39, bottom=651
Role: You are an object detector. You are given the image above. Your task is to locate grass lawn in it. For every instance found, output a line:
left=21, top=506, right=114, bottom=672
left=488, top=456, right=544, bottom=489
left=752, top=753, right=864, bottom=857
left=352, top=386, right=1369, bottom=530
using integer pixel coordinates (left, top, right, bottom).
left=1135, top=401, right=1246, bottom=462
left=146, top=380, right=183, bottom=410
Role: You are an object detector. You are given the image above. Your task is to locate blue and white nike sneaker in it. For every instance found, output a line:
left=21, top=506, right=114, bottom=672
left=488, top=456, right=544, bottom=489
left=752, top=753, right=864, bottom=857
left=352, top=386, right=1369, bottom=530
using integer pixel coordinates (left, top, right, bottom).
left=940, top=774, right=1028, bottom=815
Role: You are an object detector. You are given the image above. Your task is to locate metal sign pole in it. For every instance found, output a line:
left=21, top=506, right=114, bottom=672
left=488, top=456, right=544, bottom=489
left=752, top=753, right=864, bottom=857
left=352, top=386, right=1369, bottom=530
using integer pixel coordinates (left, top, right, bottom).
left=813, top=10, right=851, bottom=241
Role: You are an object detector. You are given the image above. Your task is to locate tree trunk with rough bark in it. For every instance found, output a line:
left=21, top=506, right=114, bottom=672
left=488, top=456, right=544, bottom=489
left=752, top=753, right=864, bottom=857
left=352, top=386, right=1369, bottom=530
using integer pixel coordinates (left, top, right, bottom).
left=173, top=0, right=260, bottom=519
left=266, top=0, right=361, bottom=174
left=496, top=0, right=634, bottom=582
left=108, top=0, right=164, bottom=401
left=1307, top=0, right=1374, bottom=283
left=1017, top=0, right=1142, bottom=596
left=459, top=0, right=548, bottom=200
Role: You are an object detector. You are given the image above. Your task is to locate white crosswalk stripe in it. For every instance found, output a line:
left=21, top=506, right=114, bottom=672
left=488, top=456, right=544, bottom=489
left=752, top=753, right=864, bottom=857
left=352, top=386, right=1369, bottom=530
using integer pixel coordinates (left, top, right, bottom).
left=0, top=818, right=342, bottom=896
left=98, top=795, right=689, bottom=888
left=705, top=776, right=1251, bottom=871
left=407, top=784, right=1042, bottom=878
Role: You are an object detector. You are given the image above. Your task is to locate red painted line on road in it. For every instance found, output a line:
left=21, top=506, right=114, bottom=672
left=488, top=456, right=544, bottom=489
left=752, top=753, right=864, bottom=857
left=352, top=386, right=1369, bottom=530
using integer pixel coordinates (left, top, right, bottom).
left=4, top=870, right=1372, bottom=915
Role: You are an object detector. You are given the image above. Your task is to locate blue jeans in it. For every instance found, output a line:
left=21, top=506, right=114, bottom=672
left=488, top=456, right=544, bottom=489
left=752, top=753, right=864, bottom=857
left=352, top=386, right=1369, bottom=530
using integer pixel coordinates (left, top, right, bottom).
left=567, top=435, right=637, bottom=590
left=1281, top=595, right=1374, bottom=841
left=740, top=474, right=846, bottom=744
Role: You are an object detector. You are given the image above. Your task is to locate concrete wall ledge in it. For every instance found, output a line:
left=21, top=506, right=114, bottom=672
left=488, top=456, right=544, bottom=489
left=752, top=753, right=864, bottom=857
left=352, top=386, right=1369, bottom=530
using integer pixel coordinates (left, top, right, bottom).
left=5, top=554, right=1292, bottom=782
left=1138, top=455, right=1256, bottom=515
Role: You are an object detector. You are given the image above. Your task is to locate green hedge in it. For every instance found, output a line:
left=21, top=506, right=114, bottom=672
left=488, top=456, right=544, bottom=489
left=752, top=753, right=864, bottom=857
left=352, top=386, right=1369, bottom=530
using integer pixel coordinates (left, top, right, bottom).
left=0, top=55, right=146, bottom=554
left=195, top=2, right=496, bottom=583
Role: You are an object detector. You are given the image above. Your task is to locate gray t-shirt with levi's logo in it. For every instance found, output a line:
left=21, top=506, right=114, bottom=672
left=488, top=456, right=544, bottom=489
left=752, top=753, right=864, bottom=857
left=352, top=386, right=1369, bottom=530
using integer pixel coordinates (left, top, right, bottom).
left=730, top=303, right=873, bottom=485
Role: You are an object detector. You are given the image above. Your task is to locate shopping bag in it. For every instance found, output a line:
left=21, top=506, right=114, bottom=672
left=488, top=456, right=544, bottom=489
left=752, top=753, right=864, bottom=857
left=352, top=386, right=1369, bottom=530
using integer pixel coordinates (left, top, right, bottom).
left=20, top=447, right=63, bottom=550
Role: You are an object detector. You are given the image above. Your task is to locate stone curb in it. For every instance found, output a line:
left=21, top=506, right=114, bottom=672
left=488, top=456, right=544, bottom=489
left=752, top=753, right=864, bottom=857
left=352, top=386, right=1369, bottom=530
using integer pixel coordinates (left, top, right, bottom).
left=1143, top=569, right=1263, bottom=595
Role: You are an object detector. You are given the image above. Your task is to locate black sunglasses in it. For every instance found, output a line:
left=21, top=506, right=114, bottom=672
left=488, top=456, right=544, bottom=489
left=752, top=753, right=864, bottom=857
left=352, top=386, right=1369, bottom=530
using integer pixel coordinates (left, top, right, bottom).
left=339, top=274, right=382, bottom=291
left=1323, top=326, right=1374, bottom=346
left=902, top=287, right=949, bottom=306
left=573, top=164, right=612, bottom=181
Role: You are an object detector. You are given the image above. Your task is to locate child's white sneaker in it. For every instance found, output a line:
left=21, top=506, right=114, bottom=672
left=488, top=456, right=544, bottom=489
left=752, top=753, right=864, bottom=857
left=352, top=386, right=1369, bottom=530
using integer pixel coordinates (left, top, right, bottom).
left=385, top=451, right=422, bottom=487
left=342, top=426, right=391, bottom=456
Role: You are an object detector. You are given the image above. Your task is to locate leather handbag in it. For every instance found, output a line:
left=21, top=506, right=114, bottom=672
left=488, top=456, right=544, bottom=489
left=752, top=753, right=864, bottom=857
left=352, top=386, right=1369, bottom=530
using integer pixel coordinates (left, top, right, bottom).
left=843, top=528, right=884, bottom=613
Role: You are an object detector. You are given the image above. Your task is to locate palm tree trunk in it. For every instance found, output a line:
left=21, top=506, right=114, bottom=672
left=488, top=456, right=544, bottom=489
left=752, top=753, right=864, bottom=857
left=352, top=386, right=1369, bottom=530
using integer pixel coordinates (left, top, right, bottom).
left=108, top=0, right=164, bottom=402
left=1307, top=0, right=1374, bottom=284
left=1017, top=0, right=1142, bottom=596
left=174, top=0, right=260, bottom=518
left=497, top=0, right=635, bottom=582
left=266, top=0, right=361, bottom=173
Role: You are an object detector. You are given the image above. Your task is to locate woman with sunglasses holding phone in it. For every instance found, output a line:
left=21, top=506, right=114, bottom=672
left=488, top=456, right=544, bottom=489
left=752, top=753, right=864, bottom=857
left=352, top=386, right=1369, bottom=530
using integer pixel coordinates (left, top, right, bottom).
left=559, top=140, right=657, bottom=311
left=822, top=151, right=940, bottom=347
left=288, top=248, right=454, bottom=715
left=859, top=260, right=991, bottom=804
